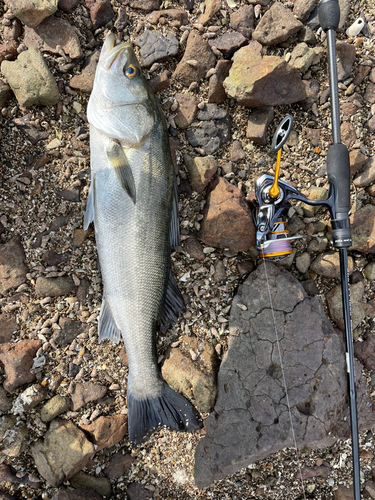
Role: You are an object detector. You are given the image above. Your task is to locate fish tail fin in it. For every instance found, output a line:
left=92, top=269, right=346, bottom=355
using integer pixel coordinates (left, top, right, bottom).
left=127, top=382, right=202, bottom=446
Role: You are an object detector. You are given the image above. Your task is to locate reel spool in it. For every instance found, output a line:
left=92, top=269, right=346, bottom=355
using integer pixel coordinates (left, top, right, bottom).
left=259, top=218, right=293, bottom=261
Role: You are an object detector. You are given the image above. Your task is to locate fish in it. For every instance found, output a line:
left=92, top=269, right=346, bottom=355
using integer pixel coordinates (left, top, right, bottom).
left=84, top=33, right=202, bottom=445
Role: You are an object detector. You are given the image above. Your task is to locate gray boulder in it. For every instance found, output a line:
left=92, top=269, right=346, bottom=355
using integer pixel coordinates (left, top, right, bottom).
left=194, top=262, right=352, bottom=488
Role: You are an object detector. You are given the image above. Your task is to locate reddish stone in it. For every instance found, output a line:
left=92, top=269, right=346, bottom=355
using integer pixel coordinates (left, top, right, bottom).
left=199, top=176, right=256, bottom=252
left=80, top=415, right=128, bottom=451
left=0, top=339, right=42, bottom=392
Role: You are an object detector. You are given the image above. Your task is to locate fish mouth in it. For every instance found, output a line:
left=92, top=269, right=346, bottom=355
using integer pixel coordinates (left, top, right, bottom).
left=100, top=33, right=131, bottom=72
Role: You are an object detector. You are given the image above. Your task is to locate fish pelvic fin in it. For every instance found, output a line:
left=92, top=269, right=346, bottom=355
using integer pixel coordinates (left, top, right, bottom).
left=127, top=381, right=202, bottom=446
left=84, top=177, right=95, bottom=230
left=98, top=297, right=121, bottom=344
left=107, top=140, right=136, bottom=204
left=159, top=270, right=185, bottom=334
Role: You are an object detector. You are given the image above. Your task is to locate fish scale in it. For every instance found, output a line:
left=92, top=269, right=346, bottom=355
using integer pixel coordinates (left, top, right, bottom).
left=85, top=34, right=201, bottom=444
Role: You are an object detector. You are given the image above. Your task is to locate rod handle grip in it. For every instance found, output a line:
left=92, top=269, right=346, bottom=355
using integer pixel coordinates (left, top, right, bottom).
left=327, top=143, right=352, bottom=248
left=319, top=0, right=340, bottom=31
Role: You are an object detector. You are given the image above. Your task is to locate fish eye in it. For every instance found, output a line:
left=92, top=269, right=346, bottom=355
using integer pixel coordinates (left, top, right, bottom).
left=124, top=64, right=138, bottom=79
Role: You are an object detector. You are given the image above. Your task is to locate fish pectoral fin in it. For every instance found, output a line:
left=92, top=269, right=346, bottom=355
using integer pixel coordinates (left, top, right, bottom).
left=107, top=140, right=136, bottom=204
left=169, top=175, right=180, bottom=251
left=159, top=269, right=185, bottom=333
left=84, top=177, right=95, bottom=230
left=98, top=297, right=121, bottom=344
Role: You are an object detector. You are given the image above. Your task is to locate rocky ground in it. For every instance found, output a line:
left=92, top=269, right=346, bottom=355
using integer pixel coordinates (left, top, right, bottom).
left=0, top=0, right=375, bottom=499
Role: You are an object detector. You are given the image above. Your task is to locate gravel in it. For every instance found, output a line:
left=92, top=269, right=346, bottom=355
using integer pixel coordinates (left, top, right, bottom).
left=0, top=0, right=375, bottom=498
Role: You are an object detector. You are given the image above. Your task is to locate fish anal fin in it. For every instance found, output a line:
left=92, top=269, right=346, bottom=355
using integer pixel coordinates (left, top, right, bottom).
left=107, top=140, right=136, bottom=204
left=159, top=270, right=185, bottom=333
left=98, top=297, right=121, bottom=344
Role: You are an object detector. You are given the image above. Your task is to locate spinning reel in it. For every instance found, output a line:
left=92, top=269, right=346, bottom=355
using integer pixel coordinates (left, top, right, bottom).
left=253, top=116, right=335, bottom=260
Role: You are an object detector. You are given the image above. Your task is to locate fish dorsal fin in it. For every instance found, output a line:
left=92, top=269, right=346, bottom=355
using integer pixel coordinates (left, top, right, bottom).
left=84, top=176, right=95, bottom=230
left=159, top=270, right=185, bottom=333
left=98, top=297, right=121, bottom=344
left=169, top=176, right=180, bottom=250
left=107, top=140, right=136, bottom=204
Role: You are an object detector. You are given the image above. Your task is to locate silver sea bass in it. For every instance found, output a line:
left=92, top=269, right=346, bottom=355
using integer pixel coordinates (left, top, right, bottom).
left=85, top=34, right=201, bottom=444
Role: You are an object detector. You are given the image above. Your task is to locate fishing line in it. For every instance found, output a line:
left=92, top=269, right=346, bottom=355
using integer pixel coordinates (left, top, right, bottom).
left=262, top=256, right=307, bottom=500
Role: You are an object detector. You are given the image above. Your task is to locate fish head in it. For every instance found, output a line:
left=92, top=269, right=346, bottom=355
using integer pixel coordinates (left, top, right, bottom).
left=87, top=33, right=157, bottom=145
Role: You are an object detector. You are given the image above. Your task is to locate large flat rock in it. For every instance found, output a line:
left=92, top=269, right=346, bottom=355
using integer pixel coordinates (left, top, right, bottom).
left=194, top=262, right=351, bottom=488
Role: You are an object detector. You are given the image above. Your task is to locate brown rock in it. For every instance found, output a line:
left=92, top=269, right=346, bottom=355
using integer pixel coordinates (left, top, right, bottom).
left=69, top=472, right=111, bottom=498
left=197, top=0, right=221, bottom=25
left=349, top=150, right=368, bottom=177
left=104, top=453, right=134, bottom=479
left=35, top=276, right=75, bottom=297
left=0, top=42, right=18, bottom=65
left=149, top=69, right=170, bottom=93
left=182, top=234, right=205, bottom=261
left=58, top=0, right=79, bottom=13
left=174, top=93, right=199, bottom=129
left=230, top=141, right=246, bottom=162
left=252, top=2, right=303, bottom=46
left=0, top=386, right=12, bottom=412
left=327, top=281, right=365, bottom=331
left=301, top=465, right=331, bottom=480
left=73, top=227, right=93, bottom=247
left=145, top=9, right=188, bottom=25
left=336, top=42, right=356, bottom=81
left=0, top=236, right=28, bottom=294
left=310, top=251, right=354, bottom=279
left=162, top=336, right=217, bottom=413
left=31, top=419, right=95, bottom=487
left=208, top=59, right=231, bottom=104
left=230, top=5, right=255, bottom=39
left=172, top=32, right=216, bottom=87
left=183, top=154, right=218, bottom=193
left=306, top=128, right=321, bottom=147
left=199, top=176, right=256, bottom=252
left=41, top=250, right=70, bottom=266
left=246, top=106, right=274, bottom=145
left=354, top=333, right=375, bottom=371
left=365, top=83, right=375, bottom=104
left=52, top=317, right=87, bottom=347
left=209, top=32, right=247, bottom=60
left=80, top=415, right=128, bottom=451
left=51, top=489, right=102, bottom=500
left=353, top=156, right=375, bottom=187
left=126, top=482, right=154, bottom=500
left=352, top=65, right=371, bottom=86
left=333, top=484, right=355, bottom=500
left=24, top=17, right=82, bottom=59
left=300, top=78, right=320, bottom=110
left=70, top=51, right=99, bottom=94
left=0, top=313, right=18, bottom=344
left=0, top=339, right=42, bottom=392
left=121, top=0, right=160, bottom=10
left=350, top=204, right=375, bottom=253
left=85, top=0, right=114, bottom=29
left=223, top=41, right=306, bottom=107
left=70, top=382, right=108, bottom=411
left=340, top=121, right=357, bottom=149
left=12, top=0, right=58, bottom=28
left=293, top=0, right=319, bottom=22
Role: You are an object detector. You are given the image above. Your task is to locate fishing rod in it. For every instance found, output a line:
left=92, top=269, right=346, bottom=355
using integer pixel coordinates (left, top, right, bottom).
left=252, top=0, right=361, bottom=497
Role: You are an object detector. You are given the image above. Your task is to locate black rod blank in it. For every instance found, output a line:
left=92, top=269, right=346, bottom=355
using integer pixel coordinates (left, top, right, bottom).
left=319, top=1, right=361, bottom=499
